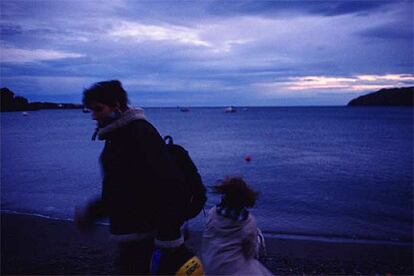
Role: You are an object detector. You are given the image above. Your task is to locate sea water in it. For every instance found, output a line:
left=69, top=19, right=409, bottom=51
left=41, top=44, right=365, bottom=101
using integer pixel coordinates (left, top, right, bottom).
left=1, top=107, right=413, bottom=244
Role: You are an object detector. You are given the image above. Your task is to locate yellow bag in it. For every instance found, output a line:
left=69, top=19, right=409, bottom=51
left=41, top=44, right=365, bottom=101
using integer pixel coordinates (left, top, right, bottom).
left=176, top=256, right=204, bottom=276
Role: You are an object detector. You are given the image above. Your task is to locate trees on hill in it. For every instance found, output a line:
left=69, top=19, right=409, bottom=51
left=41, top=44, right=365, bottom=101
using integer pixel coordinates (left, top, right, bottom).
left=1, top=87, right=82, bottom=112
left=1, top=87, right=30, bottom=111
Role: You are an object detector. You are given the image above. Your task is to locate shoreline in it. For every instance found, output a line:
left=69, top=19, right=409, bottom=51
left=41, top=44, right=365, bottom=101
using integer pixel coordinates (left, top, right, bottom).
left=2, top=209, right=410, bottom=247
left=1, top=212, right=413, bottom=275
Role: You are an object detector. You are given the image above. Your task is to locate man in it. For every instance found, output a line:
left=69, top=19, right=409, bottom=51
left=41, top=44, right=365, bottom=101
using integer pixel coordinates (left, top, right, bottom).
left=75, top=80, right=186, bottom=274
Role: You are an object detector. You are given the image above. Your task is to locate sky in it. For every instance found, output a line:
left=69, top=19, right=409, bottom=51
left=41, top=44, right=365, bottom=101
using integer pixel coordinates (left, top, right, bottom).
left=0, top=0, right=413, bottom=106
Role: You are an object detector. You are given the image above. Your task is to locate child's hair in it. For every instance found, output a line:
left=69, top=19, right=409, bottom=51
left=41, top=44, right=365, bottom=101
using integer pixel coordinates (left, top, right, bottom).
left=212, top=177, right=258, bottom=209
left=83, top=80, right=129, bottom=111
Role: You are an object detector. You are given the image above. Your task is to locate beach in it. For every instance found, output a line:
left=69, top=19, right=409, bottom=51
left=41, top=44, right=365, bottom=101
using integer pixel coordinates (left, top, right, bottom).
left=1, top=213, right=412, bottom=275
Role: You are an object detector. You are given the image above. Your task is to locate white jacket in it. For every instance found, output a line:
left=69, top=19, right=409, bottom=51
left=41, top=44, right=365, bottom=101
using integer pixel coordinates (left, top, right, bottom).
left=201, top=206, right=273, bottom=275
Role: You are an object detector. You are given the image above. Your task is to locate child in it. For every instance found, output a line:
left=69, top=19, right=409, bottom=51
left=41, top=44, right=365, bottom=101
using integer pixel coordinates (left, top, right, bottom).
left=201, top=177, right=272, bottom=275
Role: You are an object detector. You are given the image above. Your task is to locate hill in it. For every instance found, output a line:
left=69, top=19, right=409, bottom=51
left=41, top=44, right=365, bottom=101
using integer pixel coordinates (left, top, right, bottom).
left=1, top=87, right=82, bottom=112
left=347, top=87, right=414, bottom=106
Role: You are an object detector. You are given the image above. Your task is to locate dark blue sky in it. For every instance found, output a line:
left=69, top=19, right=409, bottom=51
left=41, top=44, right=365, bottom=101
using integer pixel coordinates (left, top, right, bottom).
left=1, top=0, right=413, bottom=106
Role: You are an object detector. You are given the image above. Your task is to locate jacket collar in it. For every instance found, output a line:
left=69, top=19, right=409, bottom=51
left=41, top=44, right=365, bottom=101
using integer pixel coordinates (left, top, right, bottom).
left=93, top=108, right=146, bottom=140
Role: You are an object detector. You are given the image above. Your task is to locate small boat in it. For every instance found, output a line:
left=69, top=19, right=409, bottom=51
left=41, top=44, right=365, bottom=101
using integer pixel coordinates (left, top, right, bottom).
left=224, top=106, right=236, bottom=113
left=22, top=111, right=28, bottom=116
left=179, top=107, right=190, bottom=112
left=82, top=108, right=91, bottom=113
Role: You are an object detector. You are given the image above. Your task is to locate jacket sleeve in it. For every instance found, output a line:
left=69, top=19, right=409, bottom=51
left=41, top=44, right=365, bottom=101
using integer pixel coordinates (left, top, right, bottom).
left=130, top=120, right=186, bottom=243
left=95, top=142, right=111, bottom=219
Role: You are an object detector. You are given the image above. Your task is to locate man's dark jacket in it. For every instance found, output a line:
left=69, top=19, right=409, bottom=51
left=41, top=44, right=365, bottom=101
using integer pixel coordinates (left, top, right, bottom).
left=91, top=109, right=186, bottom=241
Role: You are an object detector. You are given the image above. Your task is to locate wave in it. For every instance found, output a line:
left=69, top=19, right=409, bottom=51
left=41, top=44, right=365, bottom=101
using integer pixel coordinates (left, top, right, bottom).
left=1, top=209, right=110, bottom=226
left=262, top=231, right=412, bottom=246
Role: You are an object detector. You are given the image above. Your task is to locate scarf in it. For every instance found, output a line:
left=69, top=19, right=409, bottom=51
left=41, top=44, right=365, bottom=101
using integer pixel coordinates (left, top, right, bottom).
left=92, top=108, right=146, bottom=141
left=216, top=204, right=249, bottom=222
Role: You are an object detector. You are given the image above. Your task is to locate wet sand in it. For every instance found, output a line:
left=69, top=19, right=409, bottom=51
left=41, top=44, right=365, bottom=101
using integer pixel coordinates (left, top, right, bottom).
left=1, top=213, right=412, bottom=275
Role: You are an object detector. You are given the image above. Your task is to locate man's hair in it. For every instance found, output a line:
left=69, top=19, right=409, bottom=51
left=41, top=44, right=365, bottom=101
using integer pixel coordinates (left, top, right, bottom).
left=212, top=177, right=258, bottom=209
left=82, top=80, right=129, bottom=111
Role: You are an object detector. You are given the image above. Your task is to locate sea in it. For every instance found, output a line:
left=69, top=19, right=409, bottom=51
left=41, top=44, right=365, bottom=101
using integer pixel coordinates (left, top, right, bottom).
left=1, top=107, right=413, bottom=245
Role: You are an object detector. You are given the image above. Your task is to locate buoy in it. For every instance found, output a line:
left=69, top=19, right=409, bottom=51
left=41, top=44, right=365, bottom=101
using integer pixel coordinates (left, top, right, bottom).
left=244, top=155, right=252, bottom=162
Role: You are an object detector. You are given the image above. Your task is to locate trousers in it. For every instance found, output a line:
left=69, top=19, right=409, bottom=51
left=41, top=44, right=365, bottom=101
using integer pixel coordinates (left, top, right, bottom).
left=118, top=239, right=154, bottom=275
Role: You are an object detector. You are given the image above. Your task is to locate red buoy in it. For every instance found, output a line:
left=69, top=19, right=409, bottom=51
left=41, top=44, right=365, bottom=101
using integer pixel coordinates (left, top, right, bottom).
left=244, top=155, right=252, bottom=162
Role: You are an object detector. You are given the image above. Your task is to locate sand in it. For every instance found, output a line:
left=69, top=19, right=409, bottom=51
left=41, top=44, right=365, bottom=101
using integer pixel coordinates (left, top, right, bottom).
left=1, top=213, right=412, bottom=275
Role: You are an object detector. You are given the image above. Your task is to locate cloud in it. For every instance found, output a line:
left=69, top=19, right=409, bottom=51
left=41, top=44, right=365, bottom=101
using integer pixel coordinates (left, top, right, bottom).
left=0, top=23, right=23, bottom=36
left=1, top=46, right=85, bottom=63
left=357, top=24, right=413, bottom=40
left=0, top=0, right=412, bottom=106
left=106, top=20, right=253, bottom=55
left=285, top=76, right=357, bottom=90
left=254, top=74, right=414, bottom=96
left=309, top=1, right=392, bottom=16
left=108, top=21, right=211, bottom=47
left=206, top=0, right=393, bottom=17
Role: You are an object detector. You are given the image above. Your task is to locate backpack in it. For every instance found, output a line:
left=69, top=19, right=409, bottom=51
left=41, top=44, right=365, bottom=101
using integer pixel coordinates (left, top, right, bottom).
left=164, top=135, right=207, bottom=220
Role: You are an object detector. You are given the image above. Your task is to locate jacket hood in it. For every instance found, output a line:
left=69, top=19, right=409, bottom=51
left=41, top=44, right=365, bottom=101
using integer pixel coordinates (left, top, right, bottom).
left=96, top=108, right=146, bottom=140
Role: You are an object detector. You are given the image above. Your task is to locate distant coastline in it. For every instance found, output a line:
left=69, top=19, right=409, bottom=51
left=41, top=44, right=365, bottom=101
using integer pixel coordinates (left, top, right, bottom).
left=0, top=87, right=82, bottom=112
left=2, top=86, right=414, bottom=112
left=347, top=87, right=414, bottom=106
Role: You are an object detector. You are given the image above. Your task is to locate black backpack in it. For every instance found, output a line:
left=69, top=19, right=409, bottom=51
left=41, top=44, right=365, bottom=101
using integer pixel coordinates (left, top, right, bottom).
left=164, top=135, right=207, bottom=220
